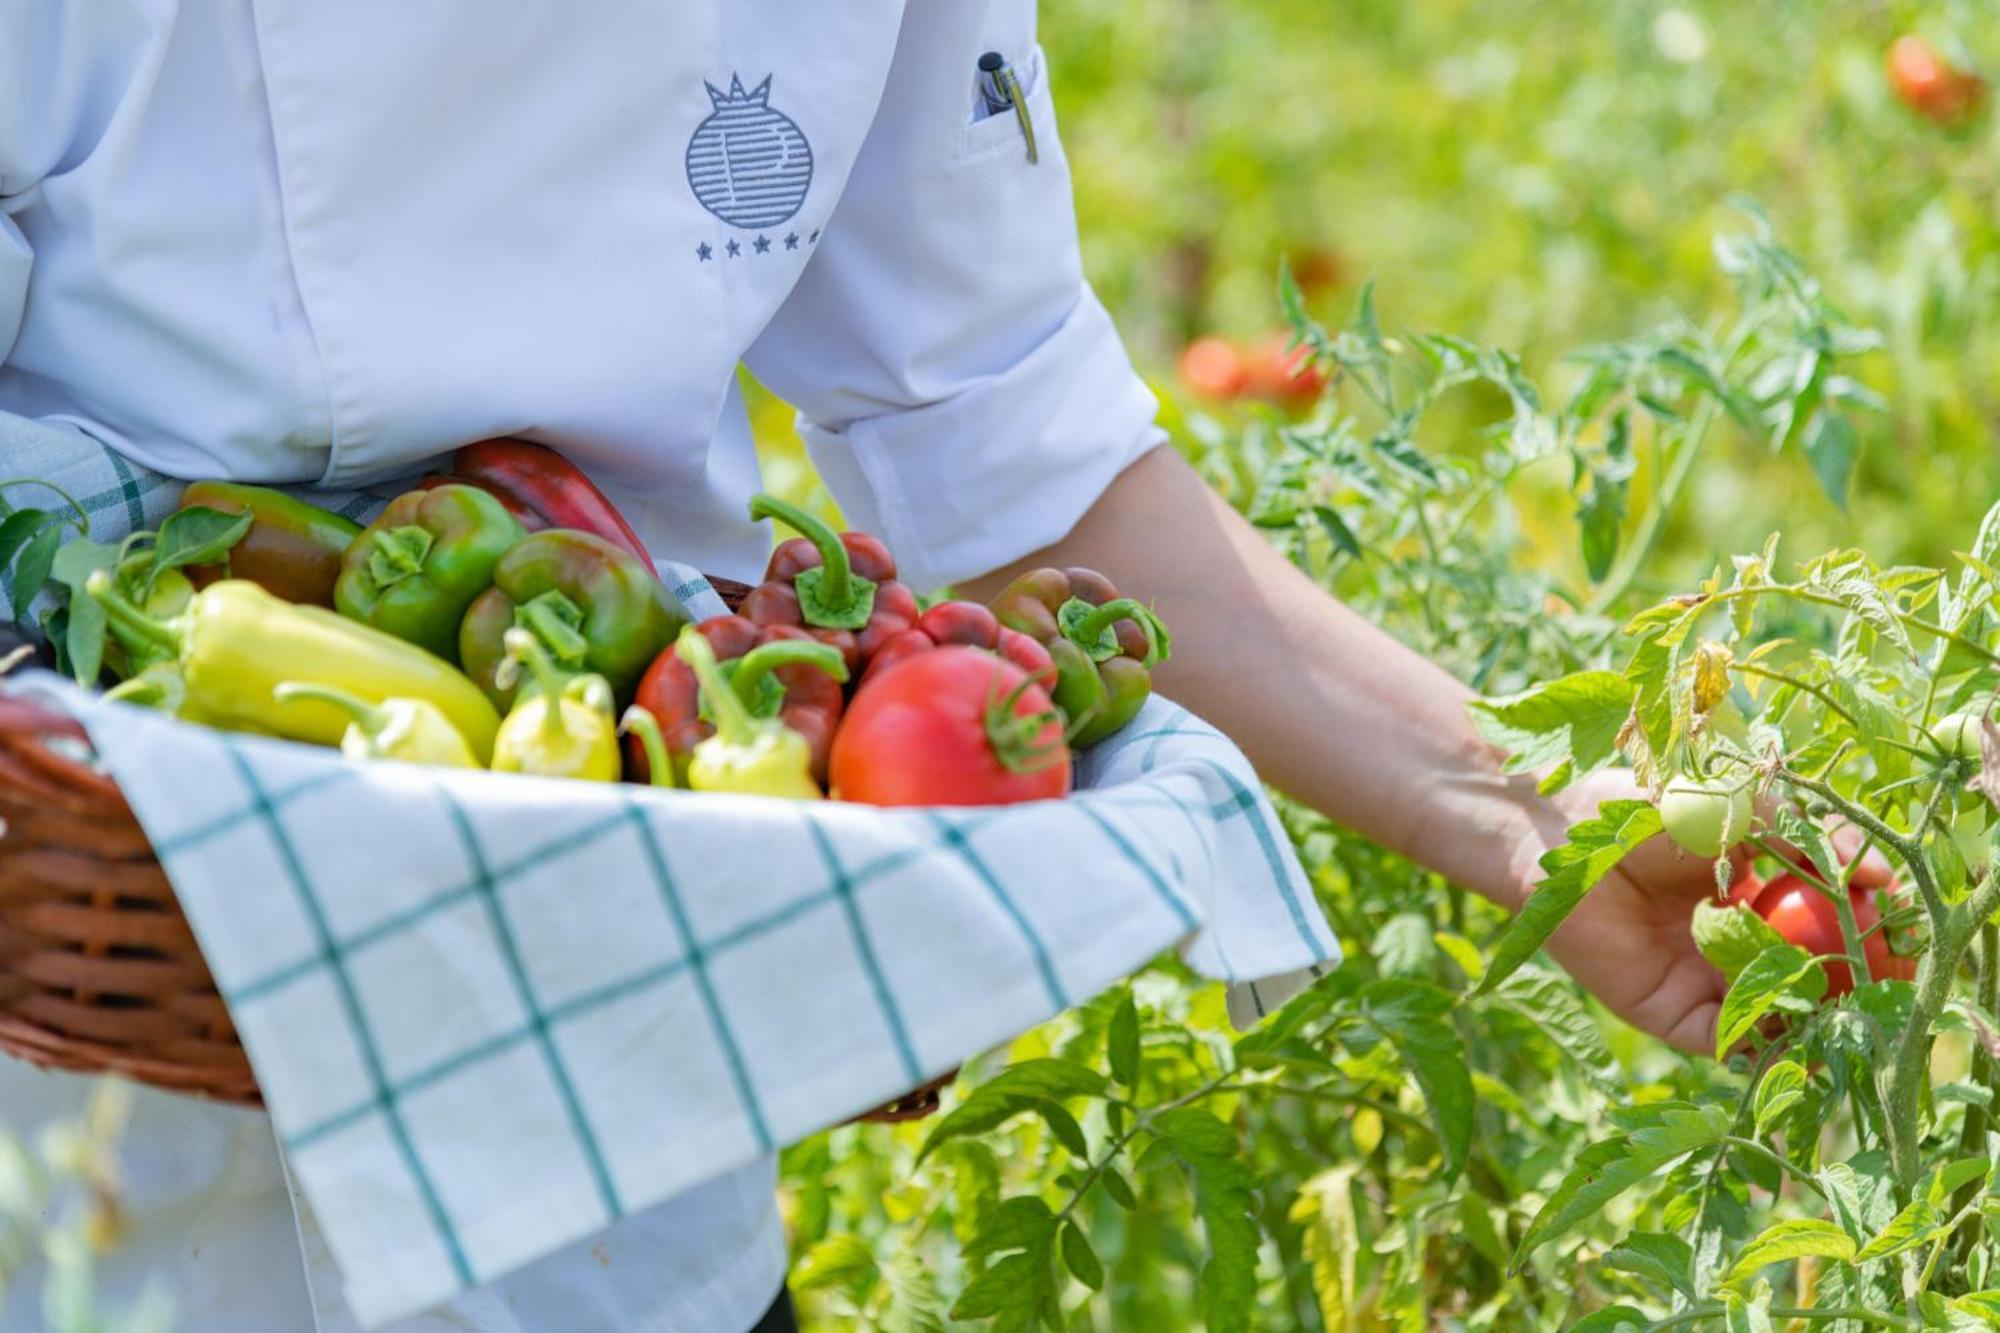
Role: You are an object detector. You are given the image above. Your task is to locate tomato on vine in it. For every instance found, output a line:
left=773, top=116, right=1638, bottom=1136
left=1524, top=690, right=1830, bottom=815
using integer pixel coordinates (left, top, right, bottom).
left=1886, top=35, right=1985, bottom=127
left=1729, top=870, right=1917, bottom=997
left=1658, top=779, right=1752, bottom=859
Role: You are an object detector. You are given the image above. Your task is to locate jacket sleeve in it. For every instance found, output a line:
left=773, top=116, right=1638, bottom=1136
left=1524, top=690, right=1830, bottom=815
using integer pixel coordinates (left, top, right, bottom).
left=742, top=1, right=1163, bottom=593
left=0, top=2, right=163, bottom=365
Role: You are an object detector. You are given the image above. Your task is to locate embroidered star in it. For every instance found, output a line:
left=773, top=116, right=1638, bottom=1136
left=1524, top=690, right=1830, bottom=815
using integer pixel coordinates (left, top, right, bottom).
left=725, top=238, right=741, bottom=258
left=809, top=228, right=821, bottom=244
left=753, top=234, right=772, bottom=255
left=696, top=242, right=713, bottom=262
left=784, top=232, right=800, bottom=250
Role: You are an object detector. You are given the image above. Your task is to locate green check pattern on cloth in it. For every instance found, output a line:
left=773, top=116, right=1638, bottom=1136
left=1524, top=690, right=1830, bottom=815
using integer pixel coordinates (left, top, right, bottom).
left=2, top=416, right=1339, bottom=1329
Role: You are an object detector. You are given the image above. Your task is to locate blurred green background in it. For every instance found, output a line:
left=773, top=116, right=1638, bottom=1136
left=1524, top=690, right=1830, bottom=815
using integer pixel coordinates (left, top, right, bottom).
left=755, top=0, right=1998, bottom=589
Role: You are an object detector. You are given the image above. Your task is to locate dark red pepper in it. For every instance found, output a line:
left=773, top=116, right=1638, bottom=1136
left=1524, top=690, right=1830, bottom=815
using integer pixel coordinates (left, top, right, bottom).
left=860, top=600, right=1056, bottom=688
left=429, top=440, right=653, bottom=566
left=628, top=614, right=849, bottom=785
left=738, top=494, right=919, bottom=676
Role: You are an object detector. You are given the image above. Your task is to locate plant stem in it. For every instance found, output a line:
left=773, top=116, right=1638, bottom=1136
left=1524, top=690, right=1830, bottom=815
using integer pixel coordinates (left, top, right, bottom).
left=1720, top=1136, right=1827, bottom=1196
left=1643, top=1304, right=1912, bottom=1330
left=1731, top=661, right=1860, bottom=729
left=1588, top=400, right=1718, bottom=615
left=1883, top=872, right=2000, bottom=1190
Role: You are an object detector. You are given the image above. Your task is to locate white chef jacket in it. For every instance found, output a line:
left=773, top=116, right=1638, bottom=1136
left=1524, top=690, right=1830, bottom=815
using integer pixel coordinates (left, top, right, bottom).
left=0, top=2, right=1163, bottom=1331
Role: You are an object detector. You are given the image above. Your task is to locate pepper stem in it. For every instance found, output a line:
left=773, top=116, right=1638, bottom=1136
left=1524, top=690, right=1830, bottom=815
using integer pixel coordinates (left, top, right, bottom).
left=677, top=627, right=759, bottom=745
left=85, top=571, right=183, bottom=657
left=366, top=526, right=435, bottom=589
left=1060, top=597, right=1170, bottom=667
left=748, top=493, right=875, bottom=630
left=619, top=705, right=679, bottom=789
left=504, top=628, right=573, bottom=742
left=728, top=639, right=849, bottom=709
left=514, top=590, right=592, bottom=668
left=273, top=682, right=391, bottom=736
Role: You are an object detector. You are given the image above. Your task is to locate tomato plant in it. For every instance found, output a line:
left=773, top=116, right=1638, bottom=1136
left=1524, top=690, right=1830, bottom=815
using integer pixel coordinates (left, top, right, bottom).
left=1726, top=870, right=1917, bottom=997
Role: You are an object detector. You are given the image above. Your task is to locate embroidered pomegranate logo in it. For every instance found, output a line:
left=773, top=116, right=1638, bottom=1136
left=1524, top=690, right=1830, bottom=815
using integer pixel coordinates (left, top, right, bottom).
left=686, top=74, right=814, bottom=229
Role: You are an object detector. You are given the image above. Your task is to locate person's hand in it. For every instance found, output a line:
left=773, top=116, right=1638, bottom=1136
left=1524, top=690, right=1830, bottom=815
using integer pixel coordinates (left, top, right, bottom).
left=1520, top=769, right=1893, bottom=1055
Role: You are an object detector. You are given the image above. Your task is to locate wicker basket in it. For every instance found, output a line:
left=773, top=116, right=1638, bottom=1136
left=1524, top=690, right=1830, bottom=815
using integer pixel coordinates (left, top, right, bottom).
left=0, top=575, right=950, bottom=1122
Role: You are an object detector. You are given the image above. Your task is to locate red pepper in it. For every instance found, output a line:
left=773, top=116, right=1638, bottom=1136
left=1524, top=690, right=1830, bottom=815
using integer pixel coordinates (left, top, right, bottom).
left=861, top=600, right=1055, bottom=687
left=431, top=440, right=653, bottom=566
left=738, top=494, right=919, bottom=676
left=628, top=614, right=849, bottom=785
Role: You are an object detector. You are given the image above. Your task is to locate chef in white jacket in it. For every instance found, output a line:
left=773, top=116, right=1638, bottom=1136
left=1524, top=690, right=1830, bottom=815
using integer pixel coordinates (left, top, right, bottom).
left=1, top=2, right=1747, bottom=1330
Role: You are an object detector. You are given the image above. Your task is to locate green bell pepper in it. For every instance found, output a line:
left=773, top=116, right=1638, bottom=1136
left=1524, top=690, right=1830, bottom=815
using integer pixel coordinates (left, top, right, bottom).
left=334, top=484, right=524, bottom=662
left=459, top=529, right=682, bottom=709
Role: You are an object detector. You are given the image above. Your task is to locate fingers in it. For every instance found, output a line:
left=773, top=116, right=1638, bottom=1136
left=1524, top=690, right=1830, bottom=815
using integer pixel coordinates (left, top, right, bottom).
left=1828, top=822, right=1896, bottom=887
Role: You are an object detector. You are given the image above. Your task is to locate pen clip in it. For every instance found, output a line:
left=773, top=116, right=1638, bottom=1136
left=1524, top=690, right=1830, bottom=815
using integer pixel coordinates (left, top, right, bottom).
left=998, top=66, right=1039, bottom=165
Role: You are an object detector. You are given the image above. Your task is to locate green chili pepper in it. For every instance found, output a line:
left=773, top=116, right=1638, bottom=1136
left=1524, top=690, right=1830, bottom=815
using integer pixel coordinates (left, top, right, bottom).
left=335, top=484, right=525, bottom=662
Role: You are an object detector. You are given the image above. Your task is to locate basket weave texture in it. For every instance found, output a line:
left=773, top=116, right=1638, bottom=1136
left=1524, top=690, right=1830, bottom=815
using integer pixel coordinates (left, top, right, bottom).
left=0, top=574, right=949, bottom=1121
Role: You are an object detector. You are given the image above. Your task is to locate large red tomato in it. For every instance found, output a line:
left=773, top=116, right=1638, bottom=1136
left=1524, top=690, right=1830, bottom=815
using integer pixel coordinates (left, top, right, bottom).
left=1887, top=35, right=1985, bottom=126
left=1728, top=871, right=1917, bottom=997
left=831, top=647, right=1072, bottom=807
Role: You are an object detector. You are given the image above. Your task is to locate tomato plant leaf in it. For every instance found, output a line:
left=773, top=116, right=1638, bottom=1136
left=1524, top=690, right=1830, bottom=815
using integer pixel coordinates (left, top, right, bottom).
left=1151, top=1108, right=1260, bottom=1333
left=1568, top=1309, right=1649, bottom=1333
left=792, top=1233, right=878, bottom=1294
left=1692, top=901, right=1787, bottom=983
left=1725, top=1218, right=1857, bottom=1286
left=1099, top=1166, right=1136, bottom=1211
left=1057, top=1220, right=1103, bottom=1292
left=880, top=1247, right=949, bottom=1333
left=1372, top=912, right=1437, bottom=980
left=1714, top=945, right=1823, bottom=1059
left=1291, top=1167, right=1359, bottom=1331
left=1466, top=670, right=1633, bottom=781
left=919, top=1060, right=1106, bottom=1163
left=1852, top=1198, right=1944, bottom=1262
left=1477, top=800, right=1661, bottom=996
left=1601, top=1232, right=1695, bottom=1300
left=1516, top=1115, right=1720, bottom=1265
left=1360, top=979, right=1473, bottom=1179
left=1751, top=1061, right=1808, bottom=1136
left=1801, top=409, right=1858, bottom=511
left=1492, top=967, right=1621, bottom=1095
left=1107, top=993, right=1139, bottom=1089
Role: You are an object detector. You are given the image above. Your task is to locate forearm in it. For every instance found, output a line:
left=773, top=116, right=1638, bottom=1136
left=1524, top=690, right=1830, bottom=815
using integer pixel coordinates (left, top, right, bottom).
left=964, top=446, right=1568, bottom=909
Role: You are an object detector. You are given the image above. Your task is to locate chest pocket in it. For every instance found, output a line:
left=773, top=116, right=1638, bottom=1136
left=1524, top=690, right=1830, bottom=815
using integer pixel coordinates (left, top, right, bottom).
left=959, top=45, right=1049, bottom=164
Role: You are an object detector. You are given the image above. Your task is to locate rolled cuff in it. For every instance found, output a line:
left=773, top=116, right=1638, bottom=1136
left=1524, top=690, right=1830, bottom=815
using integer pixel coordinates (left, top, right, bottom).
left=800, top=286, right=1164, bottom=593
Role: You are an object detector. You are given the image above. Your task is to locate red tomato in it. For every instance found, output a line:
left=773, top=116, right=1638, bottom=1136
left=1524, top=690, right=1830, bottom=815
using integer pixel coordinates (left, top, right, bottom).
left=1729, top=871, right=1917, bottom=997
left=1177, top=337, right=1249, bottom=400
left=832, top=647, right=1071, bottom=807
left=1246, top=332, right=1327, bottom=406
left=1887, top=36, right=1985, bottom=126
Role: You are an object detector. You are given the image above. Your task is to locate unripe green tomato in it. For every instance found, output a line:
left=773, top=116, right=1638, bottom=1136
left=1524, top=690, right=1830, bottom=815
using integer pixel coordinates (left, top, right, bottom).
left=1659, top=781, right=1752, bottom=859
left=1930, top=711, right=1987, bottom=762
